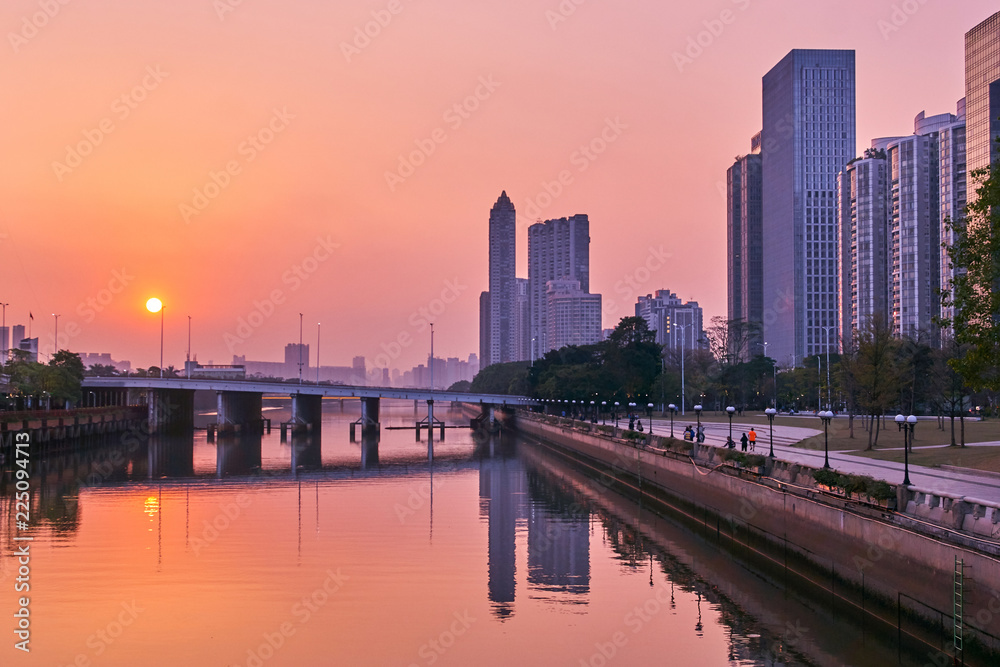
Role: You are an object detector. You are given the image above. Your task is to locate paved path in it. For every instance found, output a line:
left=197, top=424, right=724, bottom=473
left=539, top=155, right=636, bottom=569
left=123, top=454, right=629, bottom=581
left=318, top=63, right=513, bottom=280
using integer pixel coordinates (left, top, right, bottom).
left=644, top=417, right=1000, bottom=501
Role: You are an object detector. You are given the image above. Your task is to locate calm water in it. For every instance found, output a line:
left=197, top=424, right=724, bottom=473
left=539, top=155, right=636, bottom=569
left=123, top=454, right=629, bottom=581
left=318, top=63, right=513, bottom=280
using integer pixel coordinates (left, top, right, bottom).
left=0, top=400, right=940, bottom=666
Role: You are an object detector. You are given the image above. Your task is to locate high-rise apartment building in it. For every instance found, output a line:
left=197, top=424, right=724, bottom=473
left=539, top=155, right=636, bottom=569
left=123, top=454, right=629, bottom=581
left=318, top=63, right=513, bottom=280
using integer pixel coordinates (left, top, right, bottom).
left=938, top=100, right=967, bottom=335
left=839, top=104, right=966, bottom=348
left=837, top=147, right=890, bottom=349
left=762, top=49, right=856, bottom=365
left=965, top=12, right=1000, bottom=200
left=635, top=290, right=705, bottom=353
left=545, top=280, right=602, bottom=351
left=480, top=191, right=517, bottom=368
left=514, top=278, right=530, bottom=362
left=528, top=215, right=591, bottom=357
left=727, top=138, right=763, bottom=355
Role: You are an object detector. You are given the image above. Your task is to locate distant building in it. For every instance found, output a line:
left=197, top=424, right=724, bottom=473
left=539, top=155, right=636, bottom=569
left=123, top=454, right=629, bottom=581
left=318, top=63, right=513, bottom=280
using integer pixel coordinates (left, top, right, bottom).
left=938, top=99, right=968, bottom=338
left=12, top=326, right=25, bottom=353
left=529, top=214, right=595, bottom=356
left=514, top=277, right=530, bottom=362
left=233, top=345, right=365, bottom=384
left=0, top=326, right=7, bottom=359
left=185, top=361, right=246, bottom=380
left=19, top=338, right=38, bottom=363
left=79, top=352, right=132, bottom=374
left=635, top=290, right=705, bottom=353
left=545, top=280, right=602, bottom=350
left=479, top=291, right=490, bottom=370
left=481, top=191, right=518, bottom=368
left=285, top=343, right=309, bottom=379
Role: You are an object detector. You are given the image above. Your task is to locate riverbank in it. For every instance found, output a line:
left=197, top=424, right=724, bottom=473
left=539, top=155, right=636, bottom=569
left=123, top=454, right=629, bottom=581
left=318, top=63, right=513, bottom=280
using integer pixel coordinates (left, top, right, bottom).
left=513, top=411, right=1000, bottom=663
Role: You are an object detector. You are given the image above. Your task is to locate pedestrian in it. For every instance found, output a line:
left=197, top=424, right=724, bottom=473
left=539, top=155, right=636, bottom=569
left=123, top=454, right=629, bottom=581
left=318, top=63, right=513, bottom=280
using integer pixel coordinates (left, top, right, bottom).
left=748, top=428, right=757, bottom=452
left=697, top=424, right=705, bottom=443
left=740, top=432, right=748, bottom=451
left=726, top=435, right=735, bottom=449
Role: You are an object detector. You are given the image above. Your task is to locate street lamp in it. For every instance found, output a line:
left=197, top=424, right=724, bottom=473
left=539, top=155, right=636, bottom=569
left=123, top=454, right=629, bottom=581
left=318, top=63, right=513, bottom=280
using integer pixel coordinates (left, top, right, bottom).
left=145, top=298, right=163, bottom=377
left=591, top=400, right=596, bottom=423
left=895, top=414, right=916, bottom=486
left=614, top=402, right=620, bottom=428
left=52, top=313, right=60, bottom=359
left=668, top=403, right=677, bottom=438
left=694, top=404, right=702, bottom=440
left=601, top=401, right=607, bottom=425
left=726, top=405, right=735, bottom=440
left=765, top=408, right=776, bottom=458
left=819, top=410, right=833, bottom=469
left=677, top=323, right=689, bottom=416
left=647, top=403, right=654, bottom=434
left=764, top=341, right=776, bottom=408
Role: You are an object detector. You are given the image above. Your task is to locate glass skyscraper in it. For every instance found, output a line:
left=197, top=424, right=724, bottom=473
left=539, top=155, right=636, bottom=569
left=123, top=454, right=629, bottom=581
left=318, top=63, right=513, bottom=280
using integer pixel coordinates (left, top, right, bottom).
left=965, top=11, right=1000, bottom=200
left=762, top=49, right=856, bottom=366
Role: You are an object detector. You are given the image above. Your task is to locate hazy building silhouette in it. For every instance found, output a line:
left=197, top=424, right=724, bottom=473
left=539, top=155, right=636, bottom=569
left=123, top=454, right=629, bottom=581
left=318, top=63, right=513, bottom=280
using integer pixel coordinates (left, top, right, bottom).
left=762, top=49, right=856, bottom=365
left=635, top=290, right=706, bottom=353
left=545, top=279, right=602, bottom=350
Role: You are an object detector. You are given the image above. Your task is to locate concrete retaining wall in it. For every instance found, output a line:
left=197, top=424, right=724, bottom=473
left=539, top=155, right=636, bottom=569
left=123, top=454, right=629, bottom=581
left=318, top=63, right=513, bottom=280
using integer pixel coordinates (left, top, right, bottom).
left=515, top=413, right=1000, bottom=645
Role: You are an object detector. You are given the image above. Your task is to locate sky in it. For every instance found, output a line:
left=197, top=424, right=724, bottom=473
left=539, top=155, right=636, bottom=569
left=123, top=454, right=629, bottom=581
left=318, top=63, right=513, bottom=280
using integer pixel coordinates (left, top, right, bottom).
left=0, top=0, right=996, bottom=372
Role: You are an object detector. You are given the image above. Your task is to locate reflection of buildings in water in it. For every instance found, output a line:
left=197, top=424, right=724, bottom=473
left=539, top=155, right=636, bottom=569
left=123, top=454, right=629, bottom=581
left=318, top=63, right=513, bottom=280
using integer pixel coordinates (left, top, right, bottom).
left=478, top=449, right=527, bottom=618
left=526, top=473, right=589, bottom=599
left=479, top=443, right=592, bottom=619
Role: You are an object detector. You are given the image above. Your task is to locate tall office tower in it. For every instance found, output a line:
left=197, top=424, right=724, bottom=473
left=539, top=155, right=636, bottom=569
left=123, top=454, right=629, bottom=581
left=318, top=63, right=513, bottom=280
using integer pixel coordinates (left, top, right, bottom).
left=965, top=12, right=1000, bottom=201
left=514, top=278, right=530, bottom=361
left=479, top=291, right=491, bottom=370
left=635, top=290, right=705, bottom=353
left=483, top=191, right=517, bottom=368
left=528, top=214, right=591, bottom=356
left=727, top=135, right=763, bottom=355
left=837, top=147, right=890, bottom=350
left=545, top=280, right=602, bottom=351
left=0, top=326, right=8, bottom=360
left=284, top=343, right=309, bottom=378
left=762, top=49, right=856, bottom=365
left=939, top=99, right=968, bottom=338
left=12, top=325, right=25, bottom=349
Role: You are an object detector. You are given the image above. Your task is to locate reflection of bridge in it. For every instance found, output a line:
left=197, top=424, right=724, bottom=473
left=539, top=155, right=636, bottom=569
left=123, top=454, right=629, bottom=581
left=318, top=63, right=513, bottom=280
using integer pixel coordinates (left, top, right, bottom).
left=81, top=377, right=538, bottom=435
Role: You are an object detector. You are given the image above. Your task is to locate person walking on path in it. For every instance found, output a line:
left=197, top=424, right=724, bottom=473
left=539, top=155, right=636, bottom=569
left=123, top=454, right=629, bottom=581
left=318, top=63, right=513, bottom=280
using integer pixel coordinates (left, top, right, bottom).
left=740, top=432, right=749, bottom=451
left=748, top=428, right=757, bottom=452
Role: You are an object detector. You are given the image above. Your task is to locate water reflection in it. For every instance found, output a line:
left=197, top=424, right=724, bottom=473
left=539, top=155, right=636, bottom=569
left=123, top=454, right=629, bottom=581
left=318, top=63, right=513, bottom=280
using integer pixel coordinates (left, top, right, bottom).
left=0, top=405, right=984, bottom=666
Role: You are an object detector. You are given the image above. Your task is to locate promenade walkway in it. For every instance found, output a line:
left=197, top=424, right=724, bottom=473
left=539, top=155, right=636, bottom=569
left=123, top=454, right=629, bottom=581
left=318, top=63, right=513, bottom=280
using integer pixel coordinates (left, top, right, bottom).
left=645, top=416, right=1000, bottom=500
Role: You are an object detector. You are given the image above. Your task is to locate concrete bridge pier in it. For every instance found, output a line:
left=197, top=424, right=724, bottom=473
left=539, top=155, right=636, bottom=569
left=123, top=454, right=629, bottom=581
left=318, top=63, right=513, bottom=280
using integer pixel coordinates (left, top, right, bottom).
left=360, top=431, right=379, bottom=469
left=291, top=394, right=323, bottom=434
left=148, top=389, right=195, bottom=434
left=217, top=391, right=263, bottom=435
left=290, top=433, right=321, bottom=471
left=361, top=397, right=380, bottom=436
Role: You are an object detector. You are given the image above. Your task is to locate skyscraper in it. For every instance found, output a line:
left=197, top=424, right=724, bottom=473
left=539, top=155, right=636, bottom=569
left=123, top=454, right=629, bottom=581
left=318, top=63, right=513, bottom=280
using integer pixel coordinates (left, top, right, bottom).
left=514, top=278, right=530, bottom=362
left=635, top=290, right=705, bottom=353
left=762, top=49, right=856, bottom=365
left=545, top=279, right=602, bottom=351
left=528, top=214, right=591, bottom=357
left=727, top=136, right=763, bottom=354
left=938, top=99, right=967, bottom=336
left=482, top=191, right=517, bottom=368
left=965, top=11, right=1000, bottom=200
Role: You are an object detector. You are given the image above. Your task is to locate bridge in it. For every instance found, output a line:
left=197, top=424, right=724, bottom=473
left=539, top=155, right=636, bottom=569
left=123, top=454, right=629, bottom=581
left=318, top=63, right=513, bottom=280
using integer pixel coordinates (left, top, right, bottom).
left=81, top=377, right=538, bottom=435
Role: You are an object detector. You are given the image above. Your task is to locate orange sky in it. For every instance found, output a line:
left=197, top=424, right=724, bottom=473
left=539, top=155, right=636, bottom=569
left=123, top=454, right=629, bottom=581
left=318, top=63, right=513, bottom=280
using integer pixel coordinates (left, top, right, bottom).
left=0, top=0, right=994, bottom=371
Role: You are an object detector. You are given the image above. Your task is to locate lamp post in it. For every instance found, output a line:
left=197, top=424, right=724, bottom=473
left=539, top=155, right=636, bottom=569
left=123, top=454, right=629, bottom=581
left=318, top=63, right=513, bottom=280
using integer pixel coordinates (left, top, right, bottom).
left=591, top=400, right=596, bottom=423
left=145, top=298, right=163, bottom=377
left=614, top=402, right=620, bottom=428
left=316, top=322, right=321, bottom=384
left=601, top=401, right=607, bottom=425
left=0, top=302, right=8, bottom=362
left=726, top=405, right=735, bottom=440
left=895, top=414, right=916, bottom=486
left=647, top=403, right=654, bottom=434
left=765, top=408, right=776, bottom=458
left=819, top=410, right=833, bottom=469
left=429, top=322, right=434, bottom=390
left=678, top=323, right=689, bottom=416
left=668, top=403, right=676, bottom=438
left=822, top=326, right=836, bottom=409
left=298, top=313, right=304, bottom=384
left=694, top=404, right=702, bottom=438
left=764, top=341, right=776, bottom=408
left=52, top=313, right=60, bottom=359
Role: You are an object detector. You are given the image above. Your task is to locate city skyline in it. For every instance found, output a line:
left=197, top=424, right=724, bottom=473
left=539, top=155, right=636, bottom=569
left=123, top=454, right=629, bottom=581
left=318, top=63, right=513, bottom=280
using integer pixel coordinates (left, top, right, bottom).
left=1, top=1, right=996, bottom=371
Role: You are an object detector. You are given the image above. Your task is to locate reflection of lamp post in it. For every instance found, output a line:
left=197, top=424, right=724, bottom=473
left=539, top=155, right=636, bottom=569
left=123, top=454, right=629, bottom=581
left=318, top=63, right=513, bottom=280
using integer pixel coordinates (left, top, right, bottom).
left=765, top=408, right=777, bottom=458
left=145, top=298, right=163, bottom=377
left=726, top=405, right=735, bottom=440
left=668, top=403, right=676, bottom=438
left=819, top=410, right=833, bottom=469
left=895, top=414, right=916, bottom=486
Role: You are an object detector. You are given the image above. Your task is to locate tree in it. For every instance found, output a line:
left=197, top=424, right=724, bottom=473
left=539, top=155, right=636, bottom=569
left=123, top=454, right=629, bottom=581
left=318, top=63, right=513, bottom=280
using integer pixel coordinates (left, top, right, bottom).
left=603, top=317, right=662, bottom=399
left=940, top=160, right=1000, bottom=392
left=842, top=315, right=900, bottom=449
left=470, top=361, right=530, bottom=395
left=86, top=363, right=119, bottom=377
left=448, top=380, right=472, bottom=392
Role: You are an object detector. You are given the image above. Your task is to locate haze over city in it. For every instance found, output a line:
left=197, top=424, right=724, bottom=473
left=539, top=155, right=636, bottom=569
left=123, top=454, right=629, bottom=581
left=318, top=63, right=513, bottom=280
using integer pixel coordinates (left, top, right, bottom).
left=1, top=0, right=995, bottom=371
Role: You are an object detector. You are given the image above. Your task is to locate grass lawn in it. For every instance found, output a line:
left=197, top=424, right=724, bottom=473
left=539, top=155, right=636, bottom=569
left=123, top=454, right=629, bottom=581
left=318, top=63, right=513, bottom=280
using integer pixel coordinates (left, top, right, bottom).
left=851, top=444, right=1000, bottom=475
